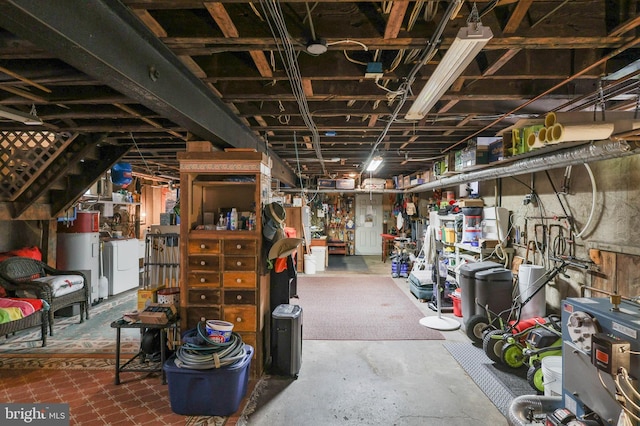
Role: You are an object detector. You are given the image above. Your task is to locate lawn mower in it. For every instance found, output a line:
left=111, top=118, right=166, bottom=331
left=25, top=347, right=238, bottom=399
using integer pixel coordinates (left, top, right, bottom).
left=493, top=315, right=563, bottom=392
left=476, top=257, right=588, bottom=369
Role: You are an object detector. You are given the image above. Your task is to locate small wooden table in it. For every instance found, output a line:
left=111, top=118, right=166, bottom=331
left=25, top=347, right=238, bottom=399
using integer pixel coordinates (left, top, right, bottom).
left=327, top=240, right=347, bottom=255
left=110, top=316, right=179, bottom=385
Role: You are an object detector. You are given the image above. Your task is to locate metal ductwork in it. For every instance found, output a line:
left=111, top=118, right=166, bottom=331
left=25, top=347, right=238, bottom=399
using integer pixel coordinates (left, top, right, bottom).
left=508, top=394, right=563, bottom=426
left=408, top=140, right=635, bottom=192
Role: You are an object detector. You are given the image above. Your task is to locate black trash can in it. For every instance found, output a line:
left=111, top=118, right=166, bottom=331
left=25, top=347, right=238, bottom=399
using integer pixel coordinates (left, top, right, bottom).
left=458, top=261, right=500, bottom=325
left=271, top=304, right=303, bottom=377
left=475, top=267, right=514, bottom=321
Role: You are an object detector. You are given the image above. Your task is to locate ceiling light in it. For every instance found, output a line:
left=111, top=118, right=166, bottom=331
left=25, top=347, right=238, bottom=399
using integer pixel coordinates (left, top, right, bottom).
left=0, top=105, right=43, bottom=125
left=306, top=39, right=327, bottom=55
left=405, top=23, right=493, bottom=120
left=366, top=156, right=383, bottom=172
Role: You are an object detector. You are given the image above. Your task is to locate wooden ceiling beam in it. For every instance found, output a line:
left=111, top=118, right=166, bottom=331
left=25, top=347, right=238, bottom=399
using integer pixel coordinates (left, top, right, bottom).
left=132, top=9, right=167, bottom=37
left=162, top=36, right=636, bottom=52
left=503, top=0, right=534, bottom=34
left=204, top=2, right=273, bottom=78
left=384, top=1, right=409, bottom=39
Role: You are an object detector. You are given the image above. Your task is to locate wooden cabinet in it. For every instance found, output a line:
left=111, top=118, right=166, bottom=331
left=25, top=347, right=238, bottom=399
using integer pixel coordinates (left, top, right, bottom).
left=178, top=151, right=270, bottom=378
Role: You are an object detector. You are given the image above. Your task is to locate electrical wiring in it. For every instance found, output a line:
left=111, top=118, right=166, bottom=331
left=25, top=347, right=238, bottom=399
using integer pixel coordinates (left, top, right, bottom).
left=614, top=370, right=640, bottom=422
left=573, top=163, right=597, bottom=239
left=360, top=0, right=464, bottom=174
left=259, top=0, right=327, bottom=175
left=327, top=39, right=368, bottom=51
left=375, top=80, right=404, bottom=96
left=406, top=0, right=425, bottom=31
left=387, top=49, right=405, bottom=73
left=619, top=367, right=640, bottom=401
left=342, top=50, right=367, bottom=66
left=596, top=369, right=640, bottom=424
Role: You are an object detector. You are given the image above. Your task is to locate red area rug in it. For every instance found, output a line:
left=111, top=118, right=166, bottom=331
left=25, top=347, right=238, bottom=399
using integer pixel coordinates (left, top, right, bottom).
left=295, top=275, right=444, bottom=340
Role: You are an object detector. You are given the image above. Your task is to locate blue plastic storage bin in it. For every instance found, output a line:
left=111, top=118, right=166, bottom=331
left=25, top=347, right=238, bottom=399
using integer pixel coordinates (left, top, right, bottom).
left=163, top=345, right=253, bottom=416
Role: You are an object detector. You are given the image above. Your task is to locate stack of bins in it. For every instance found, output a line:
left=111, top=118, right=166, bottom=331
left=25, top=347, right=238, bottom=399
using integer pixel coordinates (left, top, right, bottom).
left=475, top=267, right=514, bottom=321
left=458, top=261, right=500, bottom=328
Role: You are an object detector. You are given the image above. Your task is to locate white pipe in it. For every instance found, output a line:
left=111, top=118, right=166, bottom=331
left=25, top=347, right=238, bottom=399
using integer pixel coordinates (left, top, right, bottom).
left=574, top=163, right=596, bottom=239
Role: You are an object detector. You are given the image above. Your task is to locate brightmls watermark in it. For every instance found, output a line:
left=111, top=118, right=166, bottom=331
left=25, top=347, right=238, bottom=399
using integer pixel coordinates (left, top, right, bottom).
left=1, top=404, right=68, bottom=425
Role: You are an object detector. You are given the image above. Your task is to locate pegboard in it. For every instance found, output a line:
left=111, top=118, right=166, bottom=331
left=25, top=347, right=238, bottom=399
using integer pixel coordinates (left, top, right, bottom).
left=0, top=131, right=70, bottom=201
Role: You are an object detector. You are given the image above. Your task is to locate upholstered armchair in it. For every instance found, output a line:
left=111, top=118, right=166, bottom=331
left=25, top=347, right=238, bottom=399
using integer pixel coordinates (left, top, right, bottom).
left=0, top=257, right=89, bottom=336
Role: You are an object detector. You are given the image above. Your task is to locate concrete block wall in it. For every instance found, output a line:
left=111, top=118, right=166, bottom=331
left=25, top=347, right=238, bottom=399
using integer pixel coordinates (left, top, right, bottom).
left=477, top=153, right=640, bottom=311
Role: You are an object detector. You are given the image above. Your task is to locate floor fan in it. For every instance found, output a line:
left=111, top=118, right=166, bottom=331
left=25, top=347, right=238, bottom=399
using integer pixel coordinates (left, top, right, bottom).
left=419, top=257, right=460, bottom=331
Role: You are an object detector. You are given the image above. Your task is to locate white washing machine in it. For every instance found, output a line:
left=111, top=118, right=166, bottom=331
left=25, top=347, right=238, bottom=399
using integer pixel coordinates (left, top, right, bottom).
left=103, top=238, right=139, bottom=296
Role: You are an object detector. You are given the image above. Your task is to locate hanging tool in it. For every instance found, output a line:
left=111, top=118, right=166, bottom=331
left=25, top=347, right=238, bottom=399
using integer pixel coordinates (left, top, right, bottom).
left=525, top=240, right=537, bottom=264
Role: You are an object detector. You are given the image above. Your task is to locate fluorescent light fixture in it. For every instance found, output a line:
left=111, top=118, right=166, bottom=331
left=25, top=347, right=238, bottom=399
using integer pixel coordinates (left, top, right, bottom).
left=0, top=105, right=43, bottom=125
left=405, top=24, right=493, bottom=120
left=366, top=156, right=383, bottom=172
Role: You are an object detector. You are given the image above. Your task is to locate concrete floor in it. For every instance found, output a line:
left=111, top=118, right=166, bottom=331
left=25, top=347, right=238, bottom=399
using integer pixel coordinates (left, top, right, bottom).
left=238, top=256, right=508, bottom=426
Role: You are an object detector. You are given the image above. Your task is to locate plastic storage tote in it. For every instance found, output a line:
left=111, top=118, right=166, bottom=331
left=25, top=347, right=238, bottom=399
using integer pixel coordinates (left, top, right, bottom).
left=164, top=345, right=253, bottom=416
left=271, top=304, right=303, bottom=377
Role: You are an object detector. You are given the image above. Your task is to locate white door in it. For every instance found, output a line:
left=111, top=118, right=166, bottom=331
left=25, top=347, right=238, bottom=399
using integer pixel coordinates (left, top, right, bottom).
left=354, top=194, right=383, bottom=255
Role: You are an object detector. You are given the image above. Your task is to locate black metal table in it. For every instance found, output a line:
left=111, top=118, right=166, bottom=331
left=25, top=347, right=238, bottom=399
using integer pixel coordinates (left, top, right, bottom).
left=110, top=317, right=178, bottom=385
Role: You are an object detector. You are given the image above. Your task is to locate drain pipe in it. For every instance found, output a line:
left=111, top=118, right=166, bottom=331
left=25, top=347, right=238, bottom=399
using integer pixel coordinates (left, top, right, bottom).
left=408, top=139, right=634, bottom=192
left=508, top=394, right=563, bottom=426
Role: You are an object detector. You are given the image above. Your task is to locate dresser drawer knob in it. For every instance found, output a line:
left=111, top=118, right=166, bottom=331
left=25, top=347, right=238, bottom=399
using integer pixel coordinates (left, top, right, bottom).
left=200, top=260, right=206, bottom=266
left=236, top=244, right=242, bottom=249
left=236, top=317, right=242, bottom=322
left=200, top=294, right=206, bottom=300
left=236, top=278, right=242, bottom=283
left=236, top=261, right=242, bottom=266
left=236, top=295, right=242, bottom=300
left=200, top=316, right=206, bottom=322
left=200, top=277, right=206, bottom=283
left=200, top=243, right=206, bottom=249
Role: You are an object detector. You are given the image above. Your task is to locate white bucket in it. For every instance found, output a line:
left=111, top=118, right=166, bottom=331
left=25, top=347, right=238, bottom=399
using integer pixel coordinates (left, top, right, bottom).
left=205, top=320, right=234, bottom=343
left=304, top=254, right=316, bottom=275
left=542, top=355, right=563, bottom=397
left=311, top=246, right=326, bottom=272
left=518, top=264, right=546, bottom=318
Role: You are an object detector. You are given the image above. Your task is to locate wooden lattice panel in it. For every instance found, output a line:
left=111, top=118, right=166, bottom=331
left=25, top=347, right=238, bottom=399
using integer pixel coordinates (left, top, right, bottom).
left=0, top=131, right=67, bottom=201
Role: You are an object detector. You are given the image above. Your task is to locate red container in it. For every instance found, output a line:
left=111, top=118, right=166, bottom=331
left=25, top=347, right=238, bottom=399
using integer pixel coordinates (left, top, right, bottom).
left=452, top=289, right=463, bottom=317
left=58, top=211, right=100, bottom=233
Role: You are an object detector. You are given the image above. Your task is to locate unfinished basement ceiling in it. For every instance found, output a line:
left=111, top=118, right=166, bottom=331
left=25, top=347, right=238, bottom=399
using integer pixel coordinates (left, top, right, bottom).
left=0, top=0, right=639, bottom=187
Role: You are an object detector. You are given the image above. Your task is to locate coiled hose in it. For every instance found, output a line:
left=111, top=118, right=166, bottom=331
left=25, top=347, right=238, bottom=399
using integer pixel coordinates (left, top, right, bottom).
left=175, top=321, right=247, bottom=369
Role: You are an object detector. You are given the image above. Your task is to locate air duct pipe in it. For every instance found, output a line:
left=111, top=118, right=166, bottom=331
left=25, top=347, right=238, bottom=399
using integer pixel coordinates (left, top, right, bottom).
left=408, top=139, right=633, bottom=192
left=508, top=394, right=563, bottom=426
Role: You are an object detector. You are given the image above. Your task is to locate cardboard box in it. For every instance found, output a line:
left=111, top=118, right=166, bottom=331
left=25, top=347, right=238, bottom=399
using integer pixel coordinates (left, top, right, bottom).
left=460, top=143, right=489, bottom=170
left=138, top=303, right=177, bottom=324
left=137, top=287, right=164, bottom=311
left=488, top=139, right=504, bottom=163
left=457, top=198, right=484, bottom=207
left=403, top=175, right=411, bottom=188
